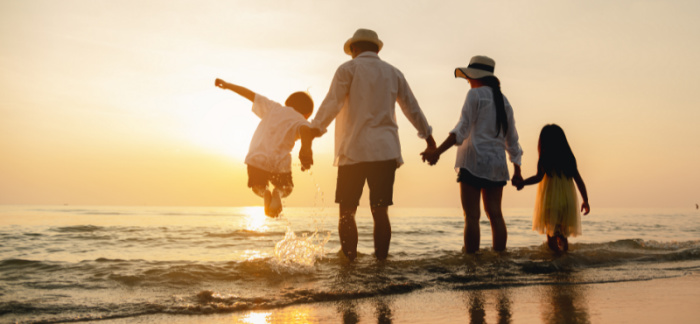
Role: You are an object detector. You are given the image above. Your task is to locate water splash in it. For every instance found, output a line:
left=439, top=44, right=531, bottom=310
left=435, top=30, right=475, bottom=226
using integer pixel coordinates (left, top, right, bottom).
left=272, top=227, right=331, bottom=272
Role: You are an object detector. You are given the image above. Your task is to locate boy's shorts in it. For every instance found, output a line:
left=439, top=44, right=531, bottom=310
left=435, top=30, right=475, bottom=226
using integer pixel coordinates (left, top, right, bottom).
left=457, top=168, right=506, bottom=189
left=247, top=165, right=293, bottom=190
left=336, top=160, right=397, bottom=208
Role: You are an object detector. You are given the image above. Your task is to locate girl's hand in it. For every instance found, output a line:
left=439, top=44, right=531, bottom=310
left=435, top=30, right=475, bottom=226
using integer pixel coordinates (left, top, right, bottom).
left=581, top=202, right=590, bottom=215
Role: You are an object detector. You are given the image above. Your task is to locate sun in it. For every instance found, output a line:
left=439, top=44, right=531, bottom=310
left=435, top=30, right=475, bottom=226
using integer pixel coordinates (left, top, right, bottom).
left=184, top=96, right=257, bottom=160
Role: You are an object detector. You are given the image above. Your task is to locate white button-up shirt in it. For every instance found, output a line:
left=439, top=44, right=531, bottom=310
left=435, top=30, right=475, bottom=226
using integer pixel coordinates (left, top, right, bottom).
left=311, top=52, right=432, bottom=166
left=245, top=94, right=311, bottom=173
left=451, top=86, right=522, bottom=182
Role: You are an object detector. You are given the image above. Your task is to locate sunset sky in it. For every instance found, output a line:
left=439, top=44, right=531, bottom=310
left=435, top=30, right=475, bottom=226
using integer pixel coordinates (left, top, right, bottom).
left=2, top=0, right=700, bottom=208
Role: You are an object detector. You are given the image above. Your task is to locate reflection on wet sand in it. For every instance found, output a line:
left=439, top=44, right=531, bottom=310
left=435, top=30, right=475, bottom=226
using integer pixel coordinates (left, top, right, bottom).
left=460, top=277, right=589, bottom=323
left=540, top=280, right=591, bottom=324
left=373, top=298, right=393, bottom=324
left=336, top=297, right=394, bottom=324
left=337, top=300, right=360, bottom=324
left=464, top=289, right=512, bottom=324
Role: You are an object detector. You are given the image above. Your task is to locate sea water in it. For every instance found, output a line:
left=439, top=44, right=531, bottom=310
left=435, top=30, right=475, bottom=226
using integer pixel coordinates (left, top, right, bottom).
left=1, top=205, right=699, bottom=323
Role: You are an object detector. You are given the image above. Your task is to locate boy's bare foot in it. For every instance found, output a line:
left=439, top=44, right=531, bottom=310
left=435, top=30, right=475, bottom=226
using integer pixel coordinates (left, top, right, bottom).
left=268, top=189, right=282, bottom=217
left=263, top=190, right=273, bottom=216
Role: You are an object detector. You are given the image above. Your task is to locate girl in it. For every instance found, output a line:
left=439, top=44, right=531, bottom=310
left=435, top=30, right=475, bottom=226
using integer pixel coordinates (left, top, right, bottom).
left=515, top=124, right=590, bottom=252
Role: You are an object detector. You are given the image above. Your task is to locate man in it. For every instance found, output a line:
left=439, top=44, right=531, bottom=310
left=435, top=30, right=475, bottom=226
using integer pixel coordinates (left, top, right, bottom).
left=300, top=28, right=435, bottom=261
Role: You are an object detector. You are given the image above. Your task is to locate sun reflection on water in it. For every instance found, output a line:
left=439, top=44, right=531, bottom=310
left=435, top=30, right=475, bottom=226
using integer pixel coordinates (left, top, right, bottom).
left=240, top=311, right=271, bottom=324
left=238, top=307, right=316, bottom=324
left=242, top=206, right=269, bottom=232
left=242, top=249, right=265, bottom=261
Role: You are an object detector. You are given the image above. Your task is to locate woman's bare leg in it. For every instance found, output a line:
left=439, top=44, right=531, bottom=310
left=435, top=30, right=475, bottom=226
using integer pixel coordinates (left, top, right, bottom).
left=460, top=183, right=482, bottom=253
left=482, top=186, right=507, bottom=252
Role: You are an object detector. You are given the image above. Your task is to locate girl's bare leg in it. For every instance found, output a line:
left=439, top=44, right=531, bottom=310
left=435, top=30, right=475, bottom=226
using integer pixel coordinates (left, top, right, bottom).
left=547, top=235, right=560, bottom=252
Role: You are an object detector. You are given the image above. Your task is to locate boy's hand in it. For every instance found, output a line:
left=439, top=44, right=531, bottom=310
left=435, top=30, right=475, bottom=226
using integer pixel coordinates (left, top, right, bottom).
left=299, top=147, right=313, bottom=171
left=215, top=78, right=227, bottom=88
left=298, top=126, right=318, bottom=171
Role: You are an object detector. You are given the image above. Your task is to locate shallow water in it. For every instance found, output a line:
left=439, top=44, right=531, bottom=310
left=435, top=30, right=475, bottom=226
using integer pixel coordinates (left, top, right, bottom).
left=1, top=205, right=699, bottom=323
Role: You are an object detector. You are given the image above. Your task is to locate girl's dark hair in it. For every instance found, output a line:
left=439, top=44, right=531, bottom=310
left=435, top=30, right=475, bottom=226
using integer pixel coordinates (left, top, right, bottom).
left=476, top=76, right=508, bottom=137
left=537, top=124, right=578, bottom=178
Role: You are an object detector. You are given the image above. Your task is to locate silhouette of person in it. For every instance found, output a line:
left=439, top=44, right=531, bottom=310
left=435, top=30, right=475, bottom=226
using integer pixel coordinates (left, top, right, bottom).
left=299, top=28, right=435, bottom=261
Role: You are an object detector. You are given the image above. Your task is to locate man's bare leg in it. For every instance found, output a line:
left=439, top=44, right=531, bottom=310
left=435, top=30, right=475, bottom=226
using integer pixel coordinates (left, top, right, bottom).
left=339, top=205, right=359, bottom=261
left=371, top=206, right=391, bottom=260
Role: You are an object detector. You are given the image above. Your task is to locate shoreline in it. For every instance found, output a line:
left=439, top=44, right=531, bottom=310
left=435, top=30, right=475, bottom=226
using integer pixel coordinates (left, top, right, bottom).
left=106, top=272, right=700, bottom=323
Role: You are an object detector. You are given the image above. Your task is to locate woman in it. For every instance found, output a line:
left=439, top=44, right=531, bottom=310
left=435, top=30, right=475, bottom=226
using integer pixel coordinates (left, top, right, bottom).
left=422, top=55, right=523, bottom=253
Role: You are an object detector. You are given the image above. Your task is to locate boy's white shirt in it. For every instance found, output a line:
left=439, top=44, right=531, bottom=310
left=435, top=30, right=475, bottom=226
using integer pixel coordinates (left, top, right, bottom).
left=245, top=94, right=311, bottom=173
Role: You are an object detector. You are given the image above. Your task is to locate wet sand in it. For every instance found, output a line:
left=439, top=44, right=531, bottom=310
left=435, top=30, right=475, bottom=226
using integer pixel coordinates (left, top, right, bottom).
left=108, top=272, right=700, bottom=323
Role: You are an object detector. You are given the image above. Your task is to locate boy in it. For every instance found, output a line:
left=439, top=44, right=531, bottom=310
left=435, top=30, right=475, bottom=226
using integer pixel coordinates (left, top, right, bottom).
left=215, top=78, right=314, bottom=217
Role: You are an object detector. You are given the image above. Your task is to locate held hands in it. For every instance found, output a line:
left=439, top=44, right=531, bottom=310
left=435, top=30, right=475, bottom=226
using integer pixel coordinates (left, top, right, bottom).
left=298, top=126, right=318, bottom=171
left=420, top=136, right=439, bottom=165
left=420, top=148, right=440, bottom=165
left=511, top=166, right=524, bottom=190
left=299, top=146, right=313, bottom=171
left=511, top=176, right=525, bottom=190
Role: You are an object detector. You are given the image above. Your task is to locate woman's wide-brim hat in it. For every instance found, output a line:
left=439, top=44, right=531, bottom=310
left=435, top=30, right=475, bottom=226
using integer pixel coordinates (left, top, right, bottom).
left=455, top=55, right=496, bottom=79
left=344, top=28, right=383, bottom=55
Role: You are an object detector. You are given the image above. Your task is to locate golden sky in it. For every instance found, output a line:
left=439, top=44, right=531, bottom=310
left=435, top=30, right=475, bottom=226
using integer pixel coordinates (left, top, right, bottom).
left=2, top=0, right=700, bottom=208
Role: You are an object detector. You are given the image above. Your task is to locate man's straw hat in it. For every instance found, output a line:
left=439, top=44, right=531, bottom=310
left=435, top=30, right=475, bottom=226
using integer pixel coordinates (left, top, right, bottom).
left=344, top=28, right=383, bottom=55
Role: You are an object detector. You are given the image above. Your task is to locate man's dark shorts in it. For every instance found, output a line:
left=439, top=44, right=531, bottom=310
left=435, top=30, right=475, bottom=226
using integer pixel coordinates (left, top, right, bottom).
left=336, top=160, right=397, bottom=208
left=247, top=165, right=293, bottom=190
left=457, top=168, right=506, bottom=189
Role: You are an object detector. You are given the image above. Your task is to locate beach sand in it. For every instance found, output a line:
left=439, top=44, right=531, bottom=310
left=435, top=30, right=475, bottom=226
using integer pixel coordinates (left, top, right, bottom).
left=106, top=272, right=700, bottom=323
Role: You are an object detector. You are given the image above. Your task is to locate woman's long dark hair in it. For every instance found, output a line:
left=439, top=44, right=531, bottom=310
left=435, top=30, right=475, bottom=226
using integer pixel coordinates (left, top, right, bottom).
left=476, top=76, right=508, bottom=137
left=537, top=124, right=578, bottom=178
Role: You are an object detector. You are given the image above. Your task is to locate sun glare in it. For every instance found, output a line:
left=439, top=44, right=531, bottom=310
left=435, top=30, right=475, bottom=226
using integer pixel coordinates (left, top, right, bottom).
left=242, top=206, right=269, bottom=232
left=240, top=311, right=271, bottom=324
left=181, top=94, right=257, bottom=160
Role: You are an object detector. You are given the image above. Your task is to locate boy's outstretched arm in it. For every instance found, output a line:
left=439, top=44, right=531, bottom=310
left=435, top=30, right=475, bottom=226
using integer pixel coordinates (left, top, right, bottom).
left=215, top=79, right=256, bottom=102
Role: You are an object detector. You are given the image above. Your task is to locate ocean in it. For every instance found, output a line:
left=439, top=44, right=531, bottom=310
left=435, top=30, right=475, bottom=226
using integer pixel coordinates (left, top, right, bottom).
left=1, top=205, right=699, bottom=323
